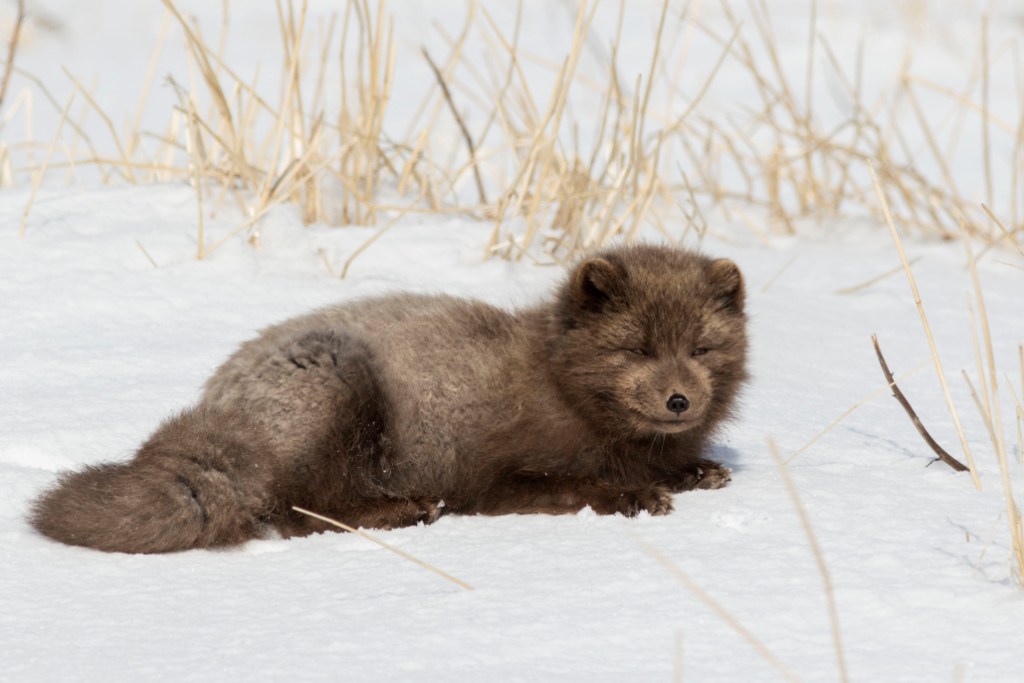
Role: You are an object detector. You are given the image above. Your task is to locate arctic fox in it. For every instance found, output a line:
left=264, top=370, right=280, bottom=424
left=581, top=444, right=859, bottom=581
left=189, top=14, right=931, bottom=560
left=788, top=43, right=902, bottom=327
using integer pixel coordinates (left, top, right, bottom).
left=30, top=244, right=748, bottom=553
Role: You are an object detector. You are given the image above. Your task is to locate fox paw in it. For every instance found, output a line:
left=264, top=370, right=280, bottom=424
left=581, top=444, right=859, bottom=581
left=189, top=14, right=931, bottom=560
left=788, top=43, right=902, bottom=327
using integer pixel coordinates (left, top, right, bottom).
left=412, top=497, right=445, bottom=525
left=695, top=463, right=732, bottom=490
left=619, top=486, right=674, bottom=517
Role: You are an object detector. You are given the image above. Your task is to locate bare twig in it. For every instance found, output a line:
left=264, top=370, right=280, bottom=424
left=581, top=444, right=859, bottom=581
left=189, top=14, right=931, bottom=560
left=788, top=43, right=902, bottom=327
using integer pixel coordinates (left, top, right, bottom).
left=868, top=162, right=979, bottom=486
left=871, top=334, right=968, bottom=472
left=422, top=47, right=487, bottom=206
left=0, top=0, right=25, bottom=108
left=291, top=506, right=474, bottom=591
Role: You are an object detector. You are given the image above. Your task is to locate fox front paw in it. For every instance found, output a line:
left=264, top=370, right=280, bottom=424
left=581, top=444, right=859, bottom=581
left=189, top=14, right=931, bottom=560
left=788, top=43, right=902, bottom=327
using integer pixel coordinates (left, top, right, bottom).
left=695, top=463, right=732, bottom=490
left=616, top=485, right=674, bottom=517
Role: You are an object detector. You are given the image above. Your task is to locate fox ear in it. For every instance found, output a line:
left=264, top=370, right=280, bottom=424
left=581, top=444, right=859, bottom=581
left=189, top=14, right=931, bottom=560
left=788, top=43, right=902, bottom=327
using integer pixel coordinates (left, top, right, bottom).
left=706, top=258, right=745, bottom=313
left=571, top=257, right=626, bottom=311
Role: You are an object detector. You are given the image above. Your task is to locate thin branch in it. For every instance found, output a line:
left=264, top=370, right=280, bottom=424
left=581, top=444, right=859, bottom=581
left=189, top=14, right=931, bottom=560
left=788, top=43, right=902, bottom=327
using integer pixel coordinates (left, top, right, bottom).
left=421, top=47, right=487, bottom=206
left=0, top=0, right=26, bottom=108
left=867, top=162, right=979, bottom=486
left=871, top=334, right=968, bottom=472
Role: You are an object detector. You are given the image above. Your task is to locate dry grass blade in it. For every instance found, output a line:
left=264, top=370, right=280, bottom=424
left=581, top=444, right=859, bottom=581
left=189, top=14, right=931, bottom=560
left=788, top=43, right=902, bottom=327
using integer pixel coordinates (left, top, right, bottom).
left=339, top=200, right=419, bottom=278
left=759, top=254, right=798, bottom=293
left=136, top=240, right=159, bottom=269
left=786, top=359, right=927, bottom=464
left=871, top=335, right=968, bottom=472
left=1006, top=373, right=1023, bottom=465
left=962, top=372, right=999, bottom=453
left=0, top=0, right=25, bottom=108
left=184, top=96, right=206, bottom=260
left=960, top=227, right=1024, bottom=584
left=980, top=16, right=992, bottom=210
left=834, top=257, right=922, bottom=295
left=981, top=204, right=1024, bottom=260
left=636, top=537, right=801, bottom=683
left=20, top=90, right=77, bottom=237
left=125, top=10, right=172, bottom=163
left=291, top=506, right=474, bottom=591
left=768, top=439, right=849, bottom=683
left=60, top=66, right=137, bottom=184
left=671, top=22, right=742, bottom=127
left=160, top=0, right=238, bottom=152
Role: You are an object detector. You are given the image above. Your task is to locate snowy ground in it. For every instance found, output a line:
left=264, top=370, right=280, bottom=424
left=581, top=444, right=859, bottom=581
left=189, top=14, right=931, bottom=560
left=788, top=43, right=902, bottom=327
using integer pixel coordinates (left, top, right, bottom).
left=4, top=186, right=1023, bottom=681
left=3, top=1, right=1024, bottom=682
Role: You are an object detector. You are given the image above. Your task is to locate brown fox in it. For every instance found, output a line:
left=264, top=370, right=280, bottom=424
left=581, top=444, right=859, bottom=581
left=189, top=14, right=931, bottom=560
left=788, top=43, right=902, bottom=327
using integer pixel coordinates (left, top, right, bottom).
left=30, top=244, right=748, bottom=553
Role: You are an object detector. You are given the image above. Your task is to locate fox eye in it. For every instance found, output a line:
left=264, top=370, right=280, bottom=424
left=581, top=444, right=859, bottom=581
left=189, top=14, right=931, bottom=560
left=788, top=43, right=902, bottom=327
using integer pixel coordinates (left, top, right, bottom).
left=626, top=347, right=649, bottom=357
left=691, top=347, right=710, bottom=357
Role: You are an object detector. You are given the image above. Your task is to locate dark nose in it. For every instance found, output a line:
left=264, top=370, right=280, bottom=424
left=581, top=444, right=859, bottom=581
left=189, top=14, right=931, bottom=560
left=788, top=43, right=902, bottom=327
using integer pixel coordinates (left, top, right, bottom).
left=666, top=393, right=690, bottom=415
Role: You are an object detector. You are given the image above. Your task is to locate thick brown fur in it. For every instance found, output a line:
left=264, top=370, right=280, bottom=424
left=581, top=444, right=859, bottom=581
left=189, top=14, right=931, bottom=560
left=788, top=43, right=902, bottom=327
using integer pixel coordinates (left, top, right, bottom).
left=29, top=244, right=748, bottom=553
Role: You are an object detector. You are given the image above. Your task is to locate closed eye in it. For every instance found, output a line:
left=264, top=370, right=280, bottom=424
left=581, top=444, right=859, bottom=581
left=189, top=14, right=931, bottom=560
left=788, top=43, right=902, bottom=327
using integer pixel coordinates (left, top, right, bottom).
left=691, top=347, right=710, bottom=357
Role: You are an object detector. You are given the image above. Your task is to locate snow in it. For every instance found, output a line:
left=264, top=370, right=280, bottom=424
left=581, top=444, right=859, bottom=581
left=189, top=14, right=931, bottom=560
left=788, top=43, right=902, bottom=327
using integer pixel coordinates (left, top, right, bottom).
left=3, top=1, right=1024, bottom=681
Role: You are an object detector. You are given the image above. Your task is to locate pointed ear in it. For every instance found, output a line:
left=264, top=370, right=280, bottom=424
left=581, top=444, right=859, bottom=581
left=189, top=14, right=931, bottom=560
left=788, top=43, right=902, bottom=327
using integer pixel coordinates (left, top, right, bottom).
left=570, top=257, right=626, bottom=311
left=706, top=258, right=745, bottom=313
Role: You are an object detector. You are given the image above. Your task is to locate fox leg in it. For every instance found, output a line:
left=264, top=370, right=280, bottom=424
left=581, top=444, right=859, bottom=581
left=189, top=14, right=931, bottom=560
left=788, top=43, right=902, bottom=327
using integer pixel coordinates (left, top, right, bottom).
left=459, top=475, right=674, bottom=517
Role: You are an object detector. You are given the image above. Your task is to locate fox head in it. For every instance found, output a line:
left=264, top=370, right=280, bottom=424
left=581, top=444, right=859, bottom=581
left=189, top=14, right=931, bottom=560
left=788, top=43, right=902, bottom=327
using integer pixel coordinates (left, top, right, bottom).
left=549, top=244, right=748, bottom=439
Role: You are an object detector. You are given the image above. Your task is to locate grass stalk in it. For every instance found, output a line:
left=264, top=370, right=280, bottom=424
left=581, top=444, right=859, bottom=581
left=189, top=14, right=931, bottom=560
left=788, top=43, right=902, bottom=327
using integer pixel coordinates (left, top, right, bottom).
left=960, top=227, right=1024, bottom=584
left=19, top=90, right=77, bottom=237
left=637, top=537, right=801, bottom=683
left=0, top=0, right=25, bottom=108
left=768, top=440, right=848, bottom=683
left=292, top=506, right=474, bottom=591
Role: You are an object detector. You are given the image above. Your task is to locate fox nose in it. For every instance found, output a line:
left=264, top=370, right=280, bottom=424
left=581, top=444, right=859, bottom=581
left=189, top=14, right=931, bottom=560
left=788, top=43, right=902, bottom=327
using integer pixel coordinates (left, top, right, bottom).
left=666, top=393, right=690, bottom=415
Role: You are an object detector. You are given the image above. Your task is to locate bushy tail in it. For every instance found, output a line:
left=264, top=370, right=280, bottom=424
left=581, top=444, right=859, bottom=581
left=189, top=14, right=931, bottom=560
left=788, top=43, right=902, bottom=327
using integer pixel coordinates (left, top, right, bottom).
left=29, top=407, right=276, bottom=554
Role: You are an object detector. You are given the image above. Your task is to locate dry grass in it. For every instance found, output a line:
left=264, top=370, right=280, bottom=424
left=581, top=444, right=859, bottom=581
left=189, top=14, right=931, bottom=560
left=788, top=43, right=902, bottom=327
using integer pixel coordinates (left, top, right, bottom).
left=871, top=164, right=1024, bottom=586
left=4, top=1, right=1023, bottom=261
left=785, top=360, right=928, bottom=465
left=0, top=0, right=25, bottom=109
left=768, top=439, right=848, bottom=683
left=638, top=536, right=802, bottom=683
left=641, top=440, right=850, bottom=682
left=869, top=162, right=981, bottom=488
left=959, top=229, right=1024, bottom=585
left=291, top=506, right=474, bottom=591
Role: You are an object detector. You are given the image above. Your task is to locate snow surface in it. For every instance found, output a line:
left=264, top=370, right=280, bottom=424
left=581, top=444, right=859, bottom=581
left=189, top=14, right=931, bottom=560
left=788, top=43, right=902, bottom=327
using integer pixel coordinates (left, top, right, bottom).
left=3, top=1, right=1024, bottom=682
